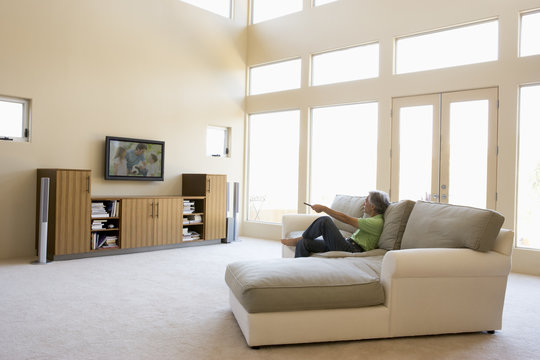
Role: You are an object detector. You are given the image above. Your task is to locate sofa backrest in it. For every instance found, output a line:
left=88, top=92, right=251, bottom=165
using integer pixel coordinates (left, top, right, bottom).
left=330, top=195, right=366, bottom=234
left=400, top=201, right=505, bottom=252
left=378, top=200, right=416, bottom=250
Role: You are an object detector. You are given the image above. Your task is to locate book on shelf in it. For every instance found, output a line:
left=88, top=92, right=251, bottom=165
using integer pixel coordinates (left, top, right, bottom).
left=183, top=230, right=200, bottom=241
left=183, top=200, right=195, bottom=214
left=92, top=233, right=118, bottom=250
left=183, top=215, right=202, bottom=224
left=91, top=219, right=107, bottom=230
left=91, top=200, right=120, bottom=218
left=105, top=200, right=119, bottom=217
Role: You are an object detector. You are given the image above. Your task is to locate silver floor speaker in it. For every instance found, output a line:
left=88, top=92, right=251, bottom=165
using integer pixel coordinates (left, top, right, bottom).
left=224, top=182, right=239, bottom=243
left=33, top=177, right=50, bottom=264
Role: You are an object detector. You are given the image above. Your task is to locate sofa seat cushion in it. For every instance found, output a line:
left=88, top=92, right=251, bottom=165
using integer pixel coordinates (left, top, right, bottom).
left=225, top=256, right=384, bottom=313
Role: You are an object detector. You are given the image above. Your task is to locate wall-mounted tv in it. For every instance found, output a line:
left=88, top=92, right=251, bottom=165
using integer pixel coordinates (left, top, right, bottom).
left=105, top=136, right=164, bottom=181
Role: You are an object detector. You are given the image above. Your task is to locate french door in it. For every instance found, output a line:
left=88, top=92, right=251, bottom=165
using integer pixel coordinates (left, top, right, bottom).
left=391, top=88, right=498, bottom=209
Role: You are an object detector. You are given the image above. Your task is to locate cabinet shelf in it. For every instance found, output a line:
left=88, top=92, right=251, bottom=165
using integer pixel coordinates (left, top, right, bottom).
left=91, top=199, right=121, bottom=250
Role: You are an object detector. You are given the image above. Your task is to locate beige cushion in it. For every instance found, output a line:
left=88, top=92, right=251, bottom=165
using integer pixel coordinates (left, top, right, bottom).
left=330, top=195, right=366, bottom=234
left=378, top=200, right=416, bottom=250
left=401, top=201, right=505, bottom=252
left=225, top=256, right=384, bottom=313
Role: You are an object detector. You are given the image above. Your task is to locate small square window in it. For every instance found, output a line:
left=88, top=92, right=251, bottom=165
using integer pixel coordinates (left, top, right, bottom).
left=0, top=96, right=30, bottom=142
left=207, top=126, right=230, bottom=157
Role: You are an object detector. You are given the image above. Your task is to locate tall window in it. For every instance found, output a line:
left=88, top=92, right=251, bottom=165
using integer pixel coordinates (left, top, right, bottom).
left=247, top=110, right=300, bottom=223
left=520, top=10, right=540, bottom=57
left=0, top=96, right=30, bottom=142
left=313, top=0, right=338, bottom=6
left=310, top=103, right=378, bottom=205
left=517, top=84, right=540, bottom=249
left=311, top=43, right=379, bottom=86
left=180, top=0, right=231, bottom=18
left=249, top=58, right=301, bottom=95
left=252, top=0, right=303, bottom=24
left=396, top=20, right=498, bottom=74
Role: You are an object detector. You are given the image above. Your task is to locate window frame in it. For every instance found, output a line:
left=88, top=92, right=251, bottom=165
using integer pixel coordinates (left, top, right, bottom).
left=0, top=95, right=31, bottom=142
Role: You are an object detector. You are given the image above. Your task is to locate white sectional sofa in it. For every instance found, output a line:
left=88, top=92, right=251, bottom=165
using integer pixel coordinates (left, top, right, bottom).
left=225, top=196, right=513, bottom=347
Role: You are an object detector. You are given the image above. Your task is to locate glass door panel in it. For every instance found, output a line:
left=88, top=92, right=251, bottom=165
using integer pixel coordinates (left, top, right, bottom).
left=399, top=105, right=434, bottom=201
left=446, top=100, right=489, bottom=208
left=392, top=88, right=498, bottom=209
left=391, top=94, right=440, bottom=202
left=441, top=88, right=498, bottom=209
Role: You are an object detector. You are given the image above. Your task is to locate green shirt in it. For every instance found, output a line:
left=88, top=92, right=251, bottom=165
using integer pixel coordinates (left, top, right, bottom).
left=350, top=214, right=384, bottom=251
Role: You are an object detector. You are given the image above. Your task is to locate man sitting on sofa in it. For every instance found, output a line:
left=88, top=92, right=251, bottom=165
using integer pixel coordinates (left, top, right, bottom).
left=281, top=190, right=390, bottom=258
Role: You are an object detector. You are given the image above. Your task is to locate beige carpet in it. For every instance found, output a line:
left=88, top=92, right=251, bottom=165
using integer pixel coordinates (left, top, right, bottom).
left=0, top=237, right=539, bottom=360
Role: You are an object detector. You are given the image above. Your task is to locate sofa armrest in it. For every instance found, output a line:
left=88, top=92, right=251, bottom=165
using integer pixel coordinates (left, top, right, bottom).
left=492, top=228, right=514, bottom=256
left=381, top=248, right=511, bottom=282
left=281, top=214, right=320, bottom=238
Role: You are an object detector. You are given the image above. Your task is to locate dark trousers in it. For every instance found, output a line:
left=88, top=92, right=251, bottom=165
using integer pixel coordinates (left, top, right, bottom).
left=295, top=216, right=363, bottom=258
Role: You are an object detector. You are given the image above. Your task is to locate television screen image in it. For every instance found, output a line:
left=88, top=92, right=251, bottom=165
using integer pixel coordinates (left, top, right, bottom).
left=105, top=136, right=164, bottom=181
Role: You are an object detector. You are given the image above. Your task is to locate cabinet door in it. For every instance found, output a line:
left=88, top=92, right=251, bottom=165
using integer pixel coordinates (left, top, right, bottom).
left=205, top=175, right=227, bottom=240
left=121, top=198, right=155, bottom=248
left=55, top=170, right=91, bottom=255
left=154, top=198, right=182, bottom=246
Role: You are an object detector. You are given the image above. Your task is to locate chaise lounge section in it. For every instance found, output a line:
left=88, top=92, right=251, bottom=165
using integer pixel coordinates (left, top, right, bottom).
left=225, top=196, right=513, bottom=347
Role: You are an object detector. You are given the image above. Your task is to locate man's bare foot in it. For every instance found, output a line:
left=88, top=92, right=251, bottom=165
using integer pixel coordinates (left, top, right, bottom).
left=280, top=236, right=302, bottom=246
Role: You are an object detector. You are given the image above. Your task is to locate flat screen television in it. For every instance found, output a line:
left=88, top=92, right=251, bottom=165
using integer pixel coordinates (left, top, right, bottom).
left=105, top=136, right=164, bottom=181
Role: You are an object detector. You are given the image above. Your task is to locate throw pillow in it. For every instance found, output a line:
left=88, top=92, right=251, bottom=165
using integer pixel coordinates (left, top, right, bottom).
left=377, top=200, right=416, bottom=250
left=330, top=194, right=366, bottom=234
left=400, top=201, right=505, bottom=252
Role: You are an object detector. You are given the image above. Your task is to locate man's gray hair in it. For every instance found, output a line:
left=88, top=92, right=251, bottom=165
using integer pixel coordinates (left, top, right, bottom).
left=368, top=190, right=390, bottom=215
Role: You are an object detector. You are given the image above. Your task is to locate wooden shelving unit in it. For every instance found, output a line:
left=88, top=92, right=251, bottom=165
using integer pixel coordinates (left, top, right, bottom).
left=36, top=169, right=226, bottom=261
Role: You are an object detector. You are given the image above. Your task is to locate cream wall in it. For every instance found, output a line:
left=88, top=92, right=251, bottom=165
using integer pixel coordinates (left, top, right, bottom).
left=0, top=0, right=248, bottom=259
left=242, top=0, right=540, bottom=275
